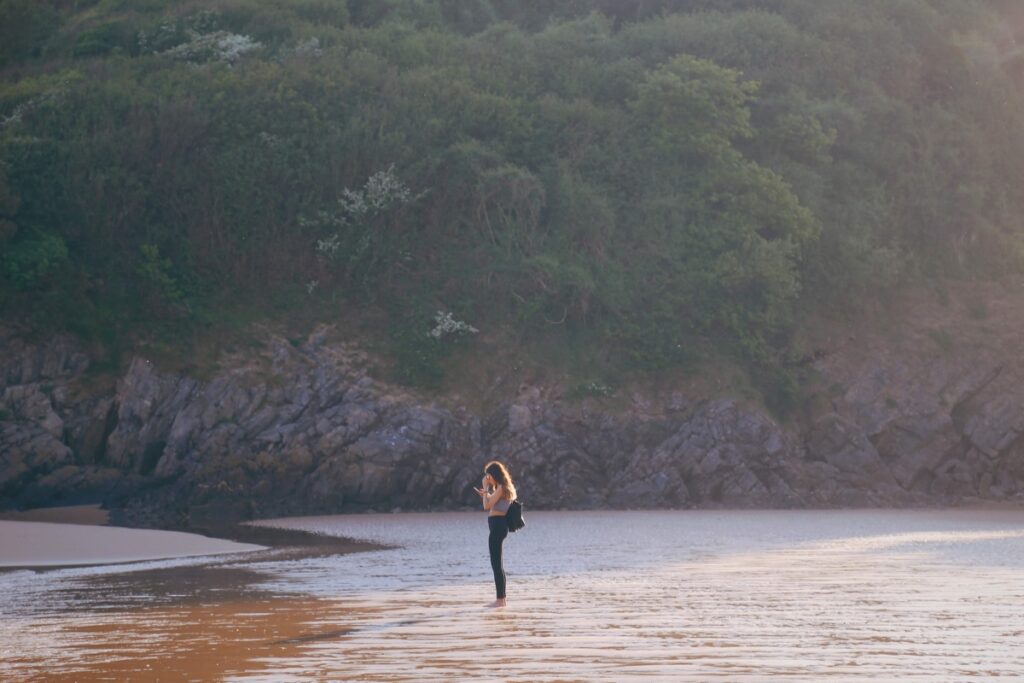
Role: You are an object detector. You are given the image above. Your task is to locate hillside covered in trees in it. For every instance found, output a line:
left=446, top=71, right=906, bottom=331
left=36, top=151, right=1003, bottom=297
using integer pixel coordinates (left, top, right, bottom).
left=3, top=0, right=1024, bottom=407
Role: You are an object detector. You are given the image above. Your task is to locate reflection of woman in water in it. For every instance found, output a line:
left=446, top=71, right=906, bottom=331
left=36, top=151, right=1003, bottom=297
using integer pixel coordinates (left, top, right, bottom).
left=474, top=460, right=517, bottom=608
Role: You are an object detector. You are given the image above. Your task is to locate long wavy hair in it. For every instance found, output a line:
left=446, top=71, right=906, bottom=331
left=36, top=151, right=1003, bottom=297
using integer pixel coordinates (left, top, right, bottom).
left=485, top=460, right=517, bottom=501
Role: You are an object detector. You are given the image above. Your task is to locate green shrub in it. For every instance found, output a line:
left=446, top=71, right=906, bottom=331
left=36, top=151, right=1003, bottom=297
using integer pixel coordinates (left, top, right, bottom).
left=0, top=0, right=1023, bottom=411
left=1, top=229, right=68, bottom=291
left=136, top=243, right=185, bottom=306
left=71, top=21, right=137, bottom=57
left=0, top=0, right=59, bottom=65
left=567, top=380, right=615, bottom=400
left=755, top=363, right=802, bottom=420
left=389, top=319, right=446, bottom=389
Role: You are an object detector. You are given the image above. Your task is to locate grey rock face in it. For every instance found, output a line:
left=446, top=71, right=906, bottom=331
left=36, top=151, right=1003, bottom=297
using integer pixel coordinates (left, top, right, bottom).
left=801, top=286, right=1024, bottom=504
left=5, top=289, right=1024, bottom=524
left=605, top=399, right=814, bottom=508
left=0, top=329, right=89, bottom=387
left=63, top=397, right=116, bottom=465
left=0, top=347, right=76, bottom=499
left=104, top=358, right=198, bottom=473
left=0, top=421, right=73, bottom=496
left=2, top=383, right=64, bottom=438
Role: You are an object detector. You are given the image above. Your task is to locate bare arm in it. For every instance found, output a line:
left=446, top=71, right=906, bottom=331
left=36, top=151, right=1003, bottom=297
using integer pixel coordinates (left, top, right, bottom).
left=482, top=484, right=504, bottom=511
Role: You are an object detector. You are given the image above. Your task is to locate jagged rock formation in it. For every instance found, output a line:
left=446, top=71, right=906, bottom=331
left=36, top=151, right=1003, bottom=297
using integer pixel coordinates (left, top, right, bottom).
left=2, top=286, right=1023, bottom=527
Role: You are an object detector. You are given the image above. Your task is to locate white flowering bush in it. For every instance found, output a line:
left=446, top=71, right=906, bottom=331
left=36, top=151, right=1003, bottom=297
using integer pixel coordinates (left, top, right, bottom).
left=137, top=20, right=184, bottom=54
left=334, top=188, right=367, bottom=224
left=291, top=37, right=323, bottom=57
left=578, top=381, right=615, bottom=397
left=162, top=30, right=261, bottom=64
left=428, top=311, right=479, bottom=339
left=2, top=100, right=32, bottom=130
left=363, top=165, right=413, bottom=210
left=392, top=309, right=479, bottom=388
left=1, top=78, right=72, bottom=131
left=315, top=233, right=342, bottom=260
left=138, top=10, right=221, bottom=54
left=302, top=166, right=417, bottom=277
left=301, top=166, right=414, bottom=232
left=258, top=131, right=282, bottom=148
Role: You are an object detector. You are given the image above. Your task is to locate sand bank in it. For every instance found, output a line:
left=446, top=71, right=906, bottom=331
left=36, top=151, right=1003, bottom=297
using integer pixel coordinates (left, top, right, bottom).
left=0, top=503, right=110, bottom=526
left=0, top=520, right=264, bottom=568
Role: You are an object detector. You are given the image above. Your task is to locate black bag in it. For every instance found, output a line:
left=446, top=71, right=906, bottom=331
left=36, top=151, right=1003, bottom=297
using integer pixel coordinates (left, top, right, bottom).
left=506, top=499, right=525, bottom=533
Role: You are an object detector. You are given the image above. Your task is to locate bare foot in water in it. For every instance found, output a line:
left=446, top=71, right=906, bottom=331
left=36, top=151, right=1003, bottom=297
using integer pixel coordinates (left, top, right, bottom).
left=487, top=599, right=508, bottom=608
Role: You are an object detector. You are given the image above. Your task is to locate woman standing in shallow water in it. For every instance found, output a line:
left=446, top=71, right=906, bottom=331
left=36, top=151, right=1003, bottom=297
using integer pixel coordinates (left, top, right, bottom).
left=474, top=460, right=517, bottom=608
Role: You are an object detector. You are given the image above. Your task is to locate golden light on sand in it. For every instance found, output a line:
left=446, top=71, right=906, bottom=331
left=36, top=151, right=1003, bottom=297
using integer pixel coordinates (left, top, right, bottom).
left=2, top=510, right=1023, bottom=681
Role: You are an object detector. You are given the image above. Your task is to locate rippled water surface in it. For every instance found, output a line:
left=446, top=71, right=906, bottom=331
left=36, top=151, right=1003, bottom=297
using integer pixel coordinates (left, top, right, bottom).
left=3, top=509, right=1024, bottom=681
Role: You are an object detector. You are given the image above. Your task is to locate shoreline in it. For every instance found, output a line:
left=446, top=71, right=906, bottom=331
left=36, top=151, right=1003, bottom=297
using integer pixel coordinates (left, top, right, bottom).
left=0, top=504, right=386, bottom=572
left=4, top=508, right=1023, bottom=681
left=2, top=499, right=1019, bottom=572
left=0, top=520, right=265, bottom=569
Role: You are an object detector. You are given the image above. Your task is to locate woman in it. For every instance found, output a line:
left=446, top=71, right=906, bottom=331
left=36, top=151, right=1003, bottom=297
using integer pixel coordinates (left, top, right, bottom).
left=474, top=460, right=517, bottom=608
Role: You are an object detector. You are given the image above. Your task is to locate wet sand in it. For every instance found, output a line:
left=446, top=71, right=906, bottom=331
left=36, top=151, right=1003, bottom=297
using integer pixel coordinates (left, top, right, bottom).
left=0, top=596, right=356, bottom=683
left=246, top=509, right=1024, bottom=681
left=0, top=506, right=385, bottom=681
left=0, top=504, right=381, bottom=570
left=0, top=520, right=266, bottom=568
left=2, top=509, right=1023, bottom=681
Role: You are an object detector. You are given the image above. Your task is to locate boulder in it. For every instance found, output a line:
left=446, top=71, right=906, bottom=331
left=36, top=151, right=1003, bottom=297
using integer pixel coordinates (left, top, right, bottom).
left=0, top=421, right=73, bottom=496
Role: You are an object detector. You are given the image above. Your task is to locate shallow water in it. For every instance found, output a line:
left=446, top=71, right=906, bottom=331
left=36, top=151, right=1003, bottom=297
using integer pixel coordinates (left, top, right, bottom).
left=2, top=510, right=1024, bottom=681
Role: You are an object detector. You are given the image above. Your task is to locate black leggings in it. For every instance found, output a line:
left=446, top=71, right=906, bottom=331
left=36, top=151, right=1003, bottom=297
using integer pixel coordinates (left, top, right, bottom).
left=488, top=515, right=509, bottom=599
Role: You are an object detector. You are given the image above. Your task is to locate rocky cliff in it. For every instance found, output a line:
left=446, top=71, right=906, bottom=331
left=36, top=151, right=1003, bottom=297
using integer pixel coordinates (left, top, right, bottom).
left=3, top=285, right=1023, bottom=527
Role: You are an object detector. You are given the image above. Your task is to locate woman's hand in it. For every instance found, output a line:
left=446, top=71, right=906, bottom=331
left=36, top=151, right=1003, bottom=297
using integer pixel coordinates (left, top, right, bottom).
left=473, top=486, right=486, bottom=498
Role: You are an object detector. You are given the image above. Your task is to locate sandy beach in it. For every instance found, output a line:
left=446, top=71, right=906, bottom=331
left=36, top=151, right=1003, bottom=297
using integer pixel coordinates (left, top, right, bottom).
left=0, top=504, right=381, bottom=570
left=1, top=509, right=1022, bottom=681
left=0, top=519, right=266, bottom=568
left=0, top=504, right=385, bottom=681
left=1, top=596, right=351, bottom=683
left=0, top=504, right=269, bottom=568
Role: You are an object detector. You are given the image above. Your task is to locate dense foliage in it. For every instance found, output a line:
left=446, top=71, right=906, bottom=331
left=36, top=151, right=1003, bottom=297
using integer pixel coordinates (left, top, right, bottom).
left=3, top=0, right=1024, bottom=397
